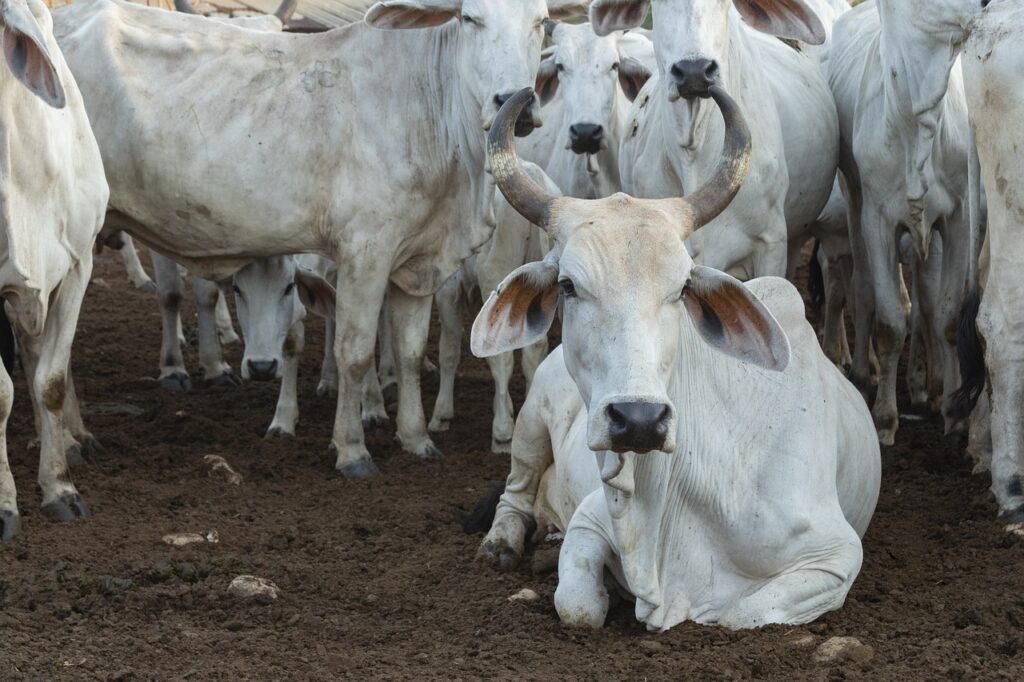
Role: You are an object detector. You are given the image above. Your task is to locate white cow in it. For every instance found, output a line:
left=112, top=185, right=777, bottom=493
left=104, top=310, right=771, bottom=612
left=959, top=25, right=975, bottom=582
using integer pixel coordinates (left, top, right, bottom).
left=430, top=22, right=653, bottom=452
left=958, top=0, right=1024, bottom=522
left=474, top=90, right=879, bottom=630
left=53, top=0, right=570, bottom=478
left=0, top=0, right=109, bottom=540
left=592, top=0, right=839, bottom=280
left=827, top=0, right=977, bottom=445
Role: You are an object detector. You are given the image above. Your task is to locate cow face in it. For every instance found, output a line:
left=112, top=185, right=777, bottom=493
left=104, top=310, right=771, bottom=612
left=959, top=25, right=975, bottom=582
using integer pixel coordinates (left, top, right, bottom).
left=589, top=0, right=824, bottom=100
left=1, top=0, right=66, bottom=108
left=366, top=0, right=553, bottom=136
left=473, top=196, right=789, bottom=455
left=537, top=23, right=651, bottom=155
left=233, top=257, right=335, bottom=382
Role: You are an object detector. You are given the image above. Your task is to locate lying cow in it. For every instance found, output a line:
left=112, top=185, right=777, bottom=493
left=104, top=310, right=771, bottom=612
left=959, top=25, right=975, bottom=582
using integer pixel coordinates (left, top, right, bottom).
left=474, top=89, right=880, bottom=630
left=0, top=0, right=110, bottom=539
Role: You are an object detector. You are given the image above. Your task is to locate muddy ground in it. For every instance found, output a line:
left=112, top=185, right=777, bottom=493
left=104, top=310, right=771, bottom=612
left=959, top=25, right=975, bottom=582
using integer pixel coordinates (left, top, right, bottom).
left=1, top=249, right=1022, bottom=680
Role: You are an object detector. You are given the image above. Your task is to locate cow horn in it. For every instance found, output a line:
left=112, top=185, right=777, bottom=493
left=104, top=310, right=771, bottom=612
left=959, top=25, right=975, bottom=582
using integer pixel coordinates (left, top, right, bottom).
left=685, top=85, right=752, bottom=229
left=488, top=88, right=557, bottom=228
left=274, top=0, right=298, bottom=23
left=173, top=0, right=200, bottom=14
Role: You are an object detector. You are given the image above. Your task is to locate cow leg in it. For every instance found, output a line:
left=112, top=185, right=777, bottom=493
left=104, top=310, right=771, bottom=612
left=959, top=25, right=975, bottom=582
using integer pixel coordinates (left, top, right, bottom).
left=822, top=254, right=848, bottom=369
left=63, top=370, right=101, bottom=458
left=361, top=352, right=388, bottom=427
left=487, top=352, right=516, bottom=454
left=751, top=232, right=789, bottom=279
left=967, top=387, right=992, bottom=474
left=479, top=387, right=554, bottom=570
left=330, top=271, right=388, bottom=479
left=0, top=358, right=17, bottom=540
left=28, top=259, right=92, bottom=521
left=429, top=273, right=463, bottom=434
left=214, top=289, right=240, bottom=346
left=116, top=233, right=156, bottom=293
left=936, top=216, right=971, bottom=435
left=317, top=319, right=338, bottom=397
left=193, top=276, right=239, bottom=386
left=388, top=284, right=442, bottom=461
left=906, top=251, right=932, bottom=408
left=554, top=525, right=613, bottom=628
left=152, top=252, right=191, bottom=392
left=267, top=320, right=303, bottom=438
left=521, top=337, right=548, bottom=393
left=377, top=294, right=397, bottom=391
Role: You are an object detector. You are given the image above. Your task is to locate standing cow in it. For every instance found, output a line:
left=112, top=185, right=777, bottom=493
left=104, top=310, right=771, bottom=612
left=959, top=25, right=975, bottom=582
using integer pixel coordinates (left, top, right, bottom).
left=0, top=0, right=110, bottom=539
left=53, top=0, right=578, bottom=478
left=591, top=0, right=839, bottom=280
left=474, top=89, right=879, bottom=630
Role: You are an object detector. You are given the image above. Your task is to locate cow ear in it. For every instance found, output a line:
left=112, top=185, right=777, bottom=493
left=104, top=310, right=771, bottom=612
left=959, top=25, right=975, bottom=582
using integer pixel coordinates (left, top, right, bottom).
left=471, top=261, right=559, bottom=357
left=589, top=0, right=649, bottom=37
left=547, top=0, right=591, bottom=20
left=682, top=266, right=790, bottom=371
left=732, top=0, right=826, bottom=45
left=2, top=3, right=66, bottom=108
left=365, top=0, right=461, bottom=30
left=295, top=269, right=337, bottom=319
left=535, top=58, right=560, bottom=106
left=617, top=56, right=650, bottom=102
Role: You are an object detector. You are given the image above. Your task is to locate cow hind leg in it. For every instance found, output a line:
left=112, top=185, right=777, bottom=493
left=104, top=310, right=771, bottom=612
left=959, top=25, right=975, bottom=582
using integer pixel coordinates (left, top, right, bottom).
left=554, top=526, right=612, bottom=628
left=116, top=233, right=156, bottom=293
left=388, top=285, right=442, bottom=461
left=152, top=252, right=191, bottom=392
left=214, top=289, right=240, bottom=346
left=429, top=273, right=463, bottom=434
left=317, top=319, right=338, bottom=397
left=361, top=351, right=388, bottom=428
left=487, top=352, right=515, bottom=454
left=267, top=321, right=304, bottom=438
left=0, top=359, right=17, bottom=540
left=193, top=276, right=238, bottom=386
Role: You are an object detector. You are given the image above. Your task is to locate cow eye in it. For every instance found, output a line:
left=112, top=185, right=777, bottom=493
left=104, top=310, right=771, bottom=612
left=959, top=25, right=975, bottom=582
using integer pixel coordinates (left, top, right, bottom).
left=558, top=278, right=576, bottom=298
left=284, top=282, right=296, bottom=297
left=556, top=63, right=565, bottom=73
left=461, top=14, right=478, bottom=25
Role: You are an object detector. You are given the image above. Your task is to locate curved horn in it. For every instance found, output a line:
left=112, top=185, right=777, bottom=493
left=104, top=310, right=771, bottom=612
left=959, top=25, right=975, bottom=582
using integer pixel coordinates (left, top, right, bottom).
left=685, top=85, right=752, bottom=229
left=274, top=0, right=298, bottom=23
left=488, top=88, right=558, bottom=228
left=173, top=0, right=200, bottom=14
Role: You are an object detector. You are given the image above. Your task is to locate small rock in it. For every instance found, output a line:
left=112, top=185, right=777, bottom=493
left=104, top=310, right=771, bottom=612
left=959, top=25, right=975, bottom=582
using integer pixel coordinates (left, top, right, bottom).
left=364, top=593, right=379, bottom=605
left=162, top=530, right=219, bottom=547
left=414, top=652, right=430, bottom=662
left=91, top=278, right=110, bottom=289
left=96, top=575, right=134, bottom=595
left=508, top=588, right=540, bottom=603
left=813, top=636, right=875, bottom=665
left=788, top=634, right=817, bottom=649
left=1005, top=523, right=1024, bottom=538
left=638, top=640, right=665, bottom=653
left=204, top=455, right=242, bottom=485
left=227, top=575, right=279, bottom=604
left=954, top=606, right=984, bottom=629
left=531, top=547, right=560, bottom=575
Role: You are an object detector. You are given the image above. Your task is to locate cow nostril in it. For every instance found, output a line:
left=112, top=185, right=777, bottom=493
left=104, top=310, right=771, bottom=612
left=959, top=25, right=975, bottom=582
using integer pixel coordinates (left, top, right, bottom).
left=705, top=61, right=720, bottom=81
left=670, top=58, right=720, bottom=97
left=606, top=402, right=672, bottom=451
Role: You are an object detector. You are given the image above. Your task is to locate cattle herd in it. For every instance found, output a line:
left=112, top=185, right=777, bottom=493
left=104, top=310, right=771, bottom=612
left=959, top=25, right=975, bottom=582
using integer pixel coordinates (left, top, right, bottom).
left=0, top=0, right=1017, bottom=635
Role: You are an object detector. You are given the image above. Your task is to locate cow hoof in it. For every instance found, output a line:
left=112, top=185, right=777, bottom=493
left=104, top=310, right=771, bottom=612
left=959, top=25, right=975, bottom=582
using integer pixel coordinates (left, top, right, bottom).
left=362, top=414, right=389, bottom=429
left=421, top=357, right=438, bottom=377
left=208, top=372, right=241, bottom=388
left=316, top=383, right=337, bottom=398
left=478, top=540, right=521, bottom=572
left=411, top=442, right=444, bottom=462
left=491, top=437, right=513, bottom=455
left=138, top=280, right=158, bottom=294
left=428, top=416, right=451, bottom=433
left=65, top=443, right=87, bottom=468
left=336, top=457, right=380, bottom=480
left=160, top=373, right=192, bottom=393
left=265, top=426, right=294, bottom=439
left=42, top=493, right=91, bottom=523
left=0, top=509, right=20, bottom=542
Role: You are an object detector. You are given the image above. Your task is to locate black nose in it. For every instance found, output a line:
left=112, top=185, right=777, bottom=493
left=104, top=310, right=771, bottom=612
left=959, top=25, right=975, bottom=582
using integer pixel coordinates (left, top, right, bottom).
left=606, top=402, right=672, bottom=453
left=569, top=123, right=604, bottom=155
left=670, top=58, right=719, bottom=99
left=247, top=359, right=278, bottom=382
left=494, top=92, right=538, bottom=137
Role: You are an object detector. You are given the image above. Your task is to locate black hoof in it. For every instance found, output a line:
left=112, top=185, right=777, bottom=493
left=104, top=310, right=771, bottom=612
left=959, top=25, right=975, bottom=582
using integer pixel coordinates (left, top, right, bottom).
left=265, top=426, right=294, bottom=439
left=337, top=457, right=380, bottom=480
left=479, top=541, right=520, bottom=572
left=159, top=373, right=192, bottom=393
left=0, top=508, right=20, bottom=541
left=65, top=443, right=87, bottom=468
left=42, top=493, right=91, bottom=523
left=139, top=280, right=158, bottom=294
left=208, top=372, right=242, bottom=388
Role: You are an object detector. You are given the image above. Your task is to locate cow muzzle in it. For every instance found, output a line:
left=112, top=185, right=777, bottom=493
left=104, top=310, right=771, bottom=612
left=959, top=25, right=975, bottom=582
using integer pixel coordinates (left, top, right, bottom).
left=670, top=58, right=719, bottom=100
left=493, top=92, right=540, bottom=137
left=606, top=402, right=673, bottom=453
left=568, top=123, right=605, bottom=155
left=246, top=358, right=279, bottom=382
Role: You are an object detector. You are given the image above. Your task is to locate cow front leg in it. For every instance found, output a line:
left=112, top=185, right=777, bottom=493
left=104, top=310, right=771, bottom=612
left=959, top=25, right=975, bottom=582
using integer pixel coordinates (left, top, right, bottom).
left=330, top=272, right=388, bottom=479
left=28, top=259, right=93, bottom=522
left=151, top=252, right=191, bottom=392
left=193, top=276, right=238, bottom=386
left=267, top=320, right=303, bottom=438
left=554, top=525, right=613, bottom=628
left=214, top=288, right=240, bottom=346
left=0, top=359, right=17, bottom=540
left=317, top=319, right=338, bottom=397
left=429, top=273, right=464, bottom=433
left=487, top=352, right=515, bottom=454
left=388, top=284, right=441, bottom=461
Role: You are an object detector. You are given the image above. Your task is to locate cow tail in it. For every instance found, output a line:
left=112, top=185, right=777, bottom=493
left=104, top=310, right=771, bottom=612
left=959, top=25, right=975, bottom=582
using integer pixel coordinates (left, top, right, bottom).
left=950, top=290, right=985, bottom=420
left=459, top=482, right=505, bottom=534
left=808, top=239, right=826, bottom=315
left=0, top=298, right=15, bottom=376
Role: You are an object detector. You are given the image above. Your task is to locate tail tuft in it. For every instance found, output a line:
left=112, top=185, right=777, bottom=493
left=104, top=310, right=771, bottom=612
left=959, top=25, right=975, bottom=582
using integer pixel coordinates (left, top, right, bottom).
left=458, top=482, right=505, bottom=534
left=949, top=291, right=985, bottom=420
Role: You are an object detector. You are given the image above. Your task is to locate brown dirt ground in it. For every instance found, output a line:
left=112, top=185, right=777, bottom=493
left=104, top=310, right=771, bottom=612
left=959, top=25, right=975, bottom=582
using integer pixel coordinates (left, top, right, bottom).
left=1, top=248, right=1022, bottom=681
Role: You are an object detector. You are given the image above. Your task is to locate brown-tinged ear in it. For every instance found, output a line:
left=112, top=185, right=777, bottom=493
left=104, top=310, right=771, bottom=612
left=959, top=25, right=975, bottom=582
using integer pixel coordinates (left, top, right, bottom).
left=732, top=0, right=826, bottom=45
left=547, top=0, right=592, bottom=20
left=2, top=2, right=66, bottom=108
left=535, top=58, right=560, bottom=106
left=617, top=56, right=650, bottom=102
left=682, top=266, right=790, bottom=371
left=589, top=0, right=650, bottom=37
left=471, top=261, right=559, bottom=357
left=365, top=0, right=461, bottom=30
left=295, top=269, right=337, bottom=319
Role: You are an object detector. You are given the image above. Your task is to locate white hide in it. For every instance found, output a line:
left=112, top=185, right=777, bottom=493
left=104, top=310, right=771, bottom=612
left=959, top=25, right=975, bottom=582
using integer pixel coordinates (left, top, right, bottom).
left=0, top=0, right=109, bottom=539
left=962, top=0, right=1024, bottom=521
left=52, top=0, right=554, bottom=477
